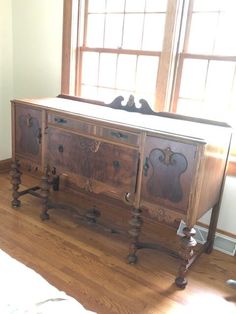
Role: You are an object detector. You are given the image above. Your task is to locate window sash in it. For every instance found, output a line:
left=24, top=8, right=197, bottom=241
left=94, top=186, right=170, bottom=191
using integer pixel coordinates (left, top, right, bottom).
left=61, top=0, right=236, bottom=175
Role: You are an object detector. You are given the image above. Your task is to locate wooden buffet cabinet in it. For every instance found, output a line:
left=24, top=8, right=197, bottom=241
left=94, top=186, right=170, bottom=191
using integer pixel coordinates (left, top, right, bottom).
left=10, top=94, right=232, bottom=288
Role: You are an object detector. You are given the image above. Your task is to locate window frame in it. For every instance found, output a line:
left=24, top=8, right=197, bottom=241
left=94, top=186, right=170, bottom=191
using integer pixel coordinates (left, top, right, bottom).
left=61, top=0, right=236, bottom=176
left=61, top=0, right=183, bottom=110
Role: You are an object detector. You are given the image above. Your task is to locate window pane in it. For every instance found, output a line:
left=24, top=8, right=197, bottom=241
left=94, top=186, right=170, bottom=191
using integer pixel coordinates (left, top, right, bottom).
left=106, top=0, right=125, bottom=12
left=230, top=73, right=236, bottom=106
left=104, top=14, right=123, bottom=48
left=179, top=59, right=208, bottom=99
left=86, top=14, right=105, bottom=47
left=125, top=0, right=145, bottom=12
left=214, top=11, right=236, bottom=55
left=122, top=14, right=144, bottom=49
left=187, top=13, right=218, bottom=54
left=81, top=85, right=98, bottom=99
left=88, top=0, right=106, bottom=13
left=116, top=55, right=136, bottom=90
left=97, top=87, right=117, bottom=103
left=205, top=61, right=235, bottom=107
left=81, top=52, right=99, bottom=85
left=229, top=75, right=236, bottom=127
left=98, top=53, right=117, bottom=88
left=176, top=99, right=204, bottom=118
left=136, top=56, right=159, bottom=93
left=142, top=13, right=165, bottom=51
left=135, top=92, right=156, bottom=109
left=193, top=0, right=222, bottom=12
left=145, top=0, right=167, bottom=12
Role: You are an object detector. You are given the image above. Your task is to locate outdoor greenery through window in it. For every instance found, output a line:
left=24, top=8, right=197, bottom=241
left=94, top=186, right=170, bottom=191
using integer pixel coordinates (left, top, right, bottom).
left=62, top=0, right=236, bottom=172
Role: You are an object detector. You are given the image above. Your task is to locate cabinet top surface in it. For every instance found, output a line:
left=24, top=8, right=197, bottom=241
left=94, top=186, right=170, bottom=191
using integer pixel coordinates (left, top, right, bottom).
left=13, top=97, right=231, bottom=143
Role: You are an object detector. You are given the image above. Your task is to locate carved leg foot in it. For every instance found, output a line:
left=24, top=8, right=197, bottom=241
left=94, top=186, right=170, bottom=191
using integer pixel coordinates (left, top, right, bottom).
left=10, top=160, right=22, bottom=208
left=205, top=203, right=219, bottom=254
left=51, top=167, right=60, bottom=191
left=40, top=211, right=50, bottom=221
left=175, top=226, right=197, bottom=289
left=127, top=207, right=142, bottom=264
left=40, top=168, right=50, bottom=220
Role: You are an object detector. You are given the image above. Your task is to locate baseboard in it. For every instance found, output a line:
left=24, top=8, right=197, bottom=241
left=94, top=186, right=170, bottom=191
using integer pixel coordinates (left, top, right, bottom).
left=177, top=220, right=236, bottom=256
left=0, top=158, right=12, bottom=173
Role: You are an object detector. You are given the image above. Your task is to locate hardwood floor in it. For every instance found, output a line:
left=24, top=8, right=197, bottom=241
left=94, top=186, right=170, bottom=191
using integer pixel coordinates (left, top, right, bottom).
left=0, top=172, right=235, bottom=313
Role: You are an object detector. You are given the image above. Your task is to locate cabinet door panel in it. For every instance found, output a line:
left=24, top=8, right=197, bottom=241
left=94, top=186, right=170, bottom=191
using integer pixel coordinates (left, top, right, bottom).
left=15, top=105, right=42, bottom=163
left=46, top=128, right=139, bottom=193
left=141, top=136, right=198, bottom=212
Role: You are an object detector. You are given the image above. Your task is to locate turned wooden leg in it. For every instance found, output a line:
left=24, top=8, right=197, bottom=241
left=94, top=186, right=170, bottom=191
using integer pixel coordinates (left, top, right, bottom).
left=205, top=202, right=219, bottom=254
left=10, top=160, right=22, bottom=208
left=175, top=226, right=197, bottom=289
left=51, top=167, right=60, bottom=191
left=40, top=168, right=50, bottom=220
left=52, top=175, right=60, bottom=191
left=127, top=207, right=143, bottom=264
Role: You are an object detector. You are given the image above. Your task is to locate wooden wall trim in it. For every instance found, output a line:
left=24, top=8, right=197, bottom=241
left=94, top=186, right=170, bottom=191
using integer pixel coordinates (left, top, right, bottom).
left=197, top=221, right=236, bottom=239
left=0, top=158, right=12, bottom=173
left=61, top=0, right=73, bottom=95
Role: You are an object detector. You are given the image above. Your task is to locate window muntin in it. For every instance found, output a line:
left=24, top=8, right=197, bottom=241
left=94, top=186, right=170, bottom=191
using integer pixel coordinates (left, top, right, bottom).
left=77, top=0, right=167, bottom=104
left=173, top=0, right=236, bottom=127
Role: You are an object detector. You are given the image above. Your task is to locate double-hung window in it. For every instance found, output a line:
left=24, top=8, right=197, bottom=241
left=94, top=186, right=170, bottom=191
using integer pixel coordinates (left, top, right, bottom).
left=62, top=0, right=236, bottom=174
left=62, top=0, right=180, bottom=109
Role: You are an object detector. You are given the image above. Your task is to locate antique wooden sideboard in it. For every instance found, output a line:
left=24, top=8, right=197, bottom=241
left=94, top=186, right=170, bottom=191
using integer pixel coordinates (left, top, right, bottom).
left=10, top=94, right=232, bottom=288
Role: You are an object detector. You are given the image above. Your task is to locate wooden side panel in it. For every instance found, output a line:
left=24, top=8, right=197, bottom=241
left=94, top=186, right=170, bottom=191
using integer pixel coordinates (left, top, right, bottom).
left=14, top=104, right=42, bottom=164
left=141, top=136, right=198, bottom=213
left=195, top=134, right=232, bottom=221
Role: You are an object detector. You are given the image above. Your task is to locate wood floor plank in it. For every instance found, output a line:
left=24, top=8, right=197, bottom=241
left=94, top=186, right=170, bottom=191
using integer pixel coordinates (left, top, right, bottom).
left=0, top=172, right=235, bottom=313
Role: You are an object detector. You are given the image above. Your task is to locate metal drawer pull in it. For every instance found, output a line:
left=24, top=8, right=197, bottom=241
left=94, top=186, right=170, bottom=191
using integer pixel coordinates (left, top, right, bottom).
left=110, top=131, right=128, bottom=140
left=26, top=114, right=33, bottom=127
left=143, top=157, right=149, bottom=176
left=58, top=145, right=64, bottom=153
left=113, top=160, right=121, bottom=169
left=37, top=128, right=42, bottom=144
left=54, top=117, right=67, bottom=124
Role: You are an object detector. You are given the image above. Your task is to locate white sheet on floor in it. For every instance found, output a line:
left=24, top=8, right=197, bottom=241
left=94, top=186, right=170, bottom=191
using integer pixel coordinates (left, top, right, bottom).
left=0, top=249, right=95, bottom=313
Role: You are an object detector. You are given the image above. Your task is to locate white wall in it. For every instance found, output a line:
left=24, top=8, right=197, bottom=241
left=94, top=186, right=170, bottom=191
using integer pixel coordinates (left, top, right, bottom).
left=0, top=0, right=13, bottom=159
left=0, top=0, right=63, bottom=160
left=199, top=176, right=236, bottom=235
left=12, top=0, right=63, bottom=98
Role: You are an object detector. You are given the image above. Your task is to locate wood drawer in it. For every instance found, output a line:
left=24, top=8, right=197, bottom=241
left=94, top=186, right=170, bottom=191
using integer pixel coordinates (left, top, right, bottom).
left=46, top=127, right=139, bottom=193
left=47, top=113, right=95, bottom=135
left=96, top=126, right=140, bottom=146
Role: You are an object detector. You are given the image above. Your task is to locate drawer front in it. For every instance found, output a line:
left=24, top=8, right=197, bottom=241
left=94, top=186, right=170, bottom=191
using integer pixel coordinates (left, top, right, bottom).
left=48, top=113, right=95, bottom=135
left=96, top=126, right=140, bottom=146
left=46, top=128, right=139, bottom=193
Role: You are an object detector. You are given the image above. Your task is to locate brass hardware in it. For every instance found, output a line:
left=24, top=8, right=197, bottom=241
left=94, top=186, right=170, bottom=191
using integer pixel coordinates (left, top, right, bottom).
left=110, top=131, right=128, bottom=140
left=160, top=147, right=174, bottom=165
left=78, top=139, right=101, bottom=153
left=113, top=160, right=120, bottom=170
left=37, top=128, right=42, bottom=144
left=54, top=117, right=67, bottom=124
left=58, top=145, right=64, bottom=153
left=26, top=114, right=33, bottom=127
left=124, top=192, right=134, bottom=204
left=143, top=157, right=149, bottom=176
